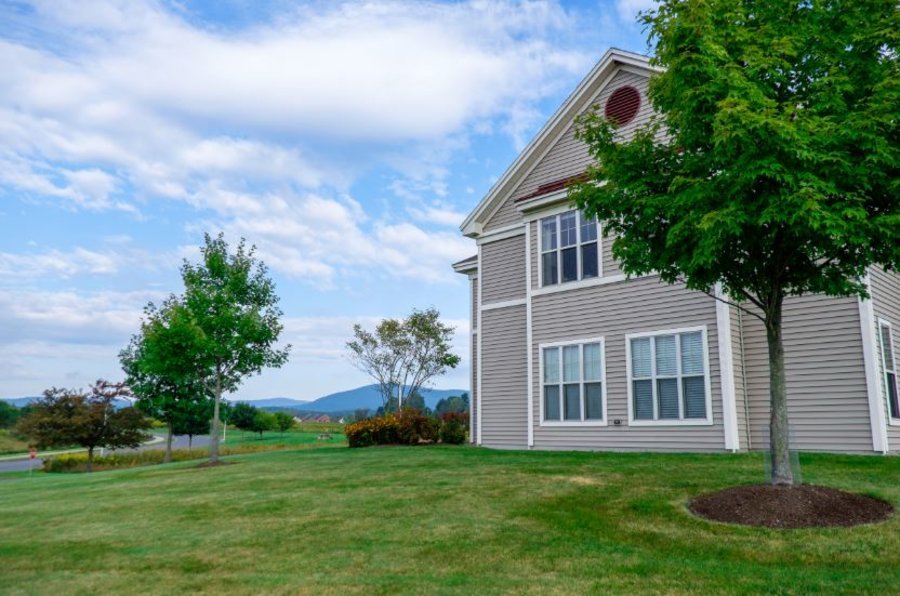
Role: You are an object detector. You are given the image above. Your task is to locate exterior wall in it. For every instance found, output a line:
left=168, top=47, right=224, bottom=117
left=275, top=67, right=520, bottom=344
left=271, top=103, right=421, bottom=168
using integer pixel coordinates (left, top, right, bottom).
left=871, top=266, right=900, bottom=452
left=482, top=69, right=653, bottom=233
left=470, top=275, right=478, bottom=445
left=481, top=234, right=526, bottom=303
left=531, top=276, right=726, bottom=451
left=742, top=295, right=873, bottom=453
left=731, top=307, right=751, bottom=450
left=480, top=305, right=528, bottom=447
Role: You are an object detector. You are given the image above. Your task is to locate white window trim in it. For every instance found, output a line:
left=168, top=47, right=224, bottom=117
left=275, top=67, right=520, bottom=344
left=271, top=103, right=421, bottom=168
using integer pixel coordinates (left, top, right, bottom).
left=538, top=337, right=608, bottom=427
left=537, top=210, right=602, bottom=288
left=877, top=318, right=900, bottom=425
left=625, top=326, right=714, bottom=426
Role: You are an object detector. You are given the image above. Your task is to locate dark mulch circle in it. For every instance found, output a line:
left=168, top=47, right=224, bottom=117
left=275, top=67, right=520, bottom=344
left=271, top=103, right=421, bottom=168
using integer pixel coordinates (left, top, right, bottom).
left=195, top=460, right=237, bottom=469
left=689, top=484, right=893, bottom=529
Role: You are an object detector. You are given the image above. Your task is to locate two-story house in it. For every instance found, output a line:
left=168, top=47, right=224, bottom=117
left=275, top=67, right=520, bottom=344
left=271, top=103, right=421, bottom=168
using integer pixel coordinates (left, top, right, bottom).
left=454, top=49, right=899, bottom=454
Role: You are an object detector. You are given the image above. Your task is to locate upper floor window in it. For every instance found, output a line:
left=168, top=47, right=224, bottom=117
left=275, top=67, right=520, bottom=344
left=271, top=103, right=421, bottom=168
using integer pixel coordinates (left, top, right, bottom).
left=627, top=328, right=711, bottom=424
left=540, top=210, right=599, bottom=287
left=878, top=320, right=899, bottom=420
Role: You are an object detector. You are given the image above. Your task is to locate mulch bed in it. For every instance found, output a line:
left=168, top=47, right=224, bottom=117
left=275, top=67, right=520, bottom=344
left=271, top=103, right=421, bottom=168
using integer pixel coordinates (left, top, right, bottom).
left=195, top=460, right=237, bottom=469
left=689, top=484, right=893, bottom=529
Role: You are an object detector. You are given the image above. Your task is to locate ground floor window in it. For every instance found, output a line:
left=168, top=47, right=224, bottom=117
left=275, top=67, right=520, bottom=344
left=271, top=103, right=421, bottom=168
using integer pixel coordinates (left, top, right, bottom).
left=627, top=327, right=710, bottom=423
left=878, top=320, right=899, bottom=420
left=542, top=339, right=605, bottom=423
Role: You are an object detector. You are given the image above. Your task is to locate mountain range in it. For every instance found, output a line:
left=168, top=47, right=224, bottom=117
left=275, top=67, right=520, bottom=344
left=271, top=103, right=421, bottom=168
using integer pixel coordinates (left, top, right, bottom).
left=1, top=385, right=468, bottom=414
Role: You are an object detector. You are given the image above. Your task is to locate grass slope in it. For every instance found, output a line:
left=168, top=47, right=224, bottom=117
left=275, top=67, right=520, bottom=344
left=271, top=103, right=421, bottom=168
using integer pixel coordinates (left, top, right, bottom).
left=0, top=430, right=29, bottom=455
left=1, top=447, right=898, bottom=594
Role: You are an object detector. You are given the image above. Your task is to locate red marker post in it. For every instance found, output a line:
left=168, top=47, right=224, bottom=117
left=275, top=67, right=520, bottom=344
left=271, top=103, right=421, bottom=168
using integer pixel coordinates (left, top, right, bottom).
left=29, top=448, right=36, bottom=477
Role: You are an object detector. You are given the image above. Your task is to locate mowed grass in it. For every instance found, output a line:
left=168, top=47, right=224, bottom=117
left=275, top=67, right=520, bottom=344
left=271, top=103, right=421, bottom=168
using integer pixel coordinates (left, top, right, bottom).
left=1, top=447, right=898, bottom=595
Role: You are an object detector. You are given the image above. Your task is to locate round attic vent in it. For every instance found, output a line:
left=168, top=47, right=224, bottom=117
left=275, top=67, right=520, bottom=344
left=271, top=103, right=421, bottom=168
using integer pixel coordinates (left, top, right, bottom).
left=604, top=86, right=641, bottom=126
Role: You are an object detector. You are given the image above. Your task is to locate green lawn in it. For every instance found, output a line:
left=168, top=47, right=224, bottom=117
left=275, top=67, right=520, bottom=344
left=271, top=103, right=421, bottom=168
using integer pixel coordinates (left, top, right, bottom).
left=1, top=447, right=898, bottom=594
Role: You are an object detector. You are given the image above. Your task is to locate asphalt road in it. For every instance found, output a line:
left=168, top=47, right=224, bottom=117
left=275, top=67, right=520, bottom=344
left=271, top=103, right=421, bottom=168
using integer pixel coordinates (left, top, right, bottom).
left=0, top=434, right=213, bottom=473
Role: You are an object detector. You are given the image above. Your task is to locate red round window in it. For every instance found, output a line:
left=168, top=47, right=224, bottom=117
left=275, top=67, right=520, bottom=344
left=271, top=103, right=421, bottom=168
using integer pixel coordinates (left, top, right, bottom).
left=604, top=86, right=641, bottom=126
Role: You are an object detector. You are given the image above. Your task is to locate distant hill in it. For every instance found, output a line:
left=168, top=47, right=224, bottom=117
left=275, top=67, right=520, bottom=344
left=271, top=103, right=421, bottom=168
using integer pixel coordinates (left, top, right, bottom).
left=290, top=384, right=467, bottom=413
left=0, top=397, right=42, bottom=408
left=235, top=397, right=309, bottom=409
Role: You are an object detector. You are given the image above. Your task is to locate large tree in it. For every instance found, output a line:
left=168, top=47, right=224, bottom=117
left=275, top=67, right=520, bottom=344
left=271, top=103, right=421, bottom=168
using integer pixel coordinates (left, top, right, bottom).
left=347, top=308, right=460, bottom=412
left=16, top=381, right=150, bottom=472
left=120, top=297, right=209, bottom=462
left=572, top=0, right=898, bottom=484
left=181, top=233, right=291, bottom=463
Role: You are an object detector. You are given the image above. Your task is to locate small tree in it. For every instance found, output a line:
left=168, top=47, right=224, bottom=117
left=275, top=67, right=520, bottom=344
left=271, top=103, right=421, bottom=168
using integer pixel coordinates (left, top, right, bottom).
left=16, top=381, right=150, bottom=472
left=251, top=410, right=276, bottom=438
left=353, top=408, right=370, bottom=422
left=403, top=392, right=427, bottom=413
left=572, top=0, right=899, bottom=485
left=171, top=398, right=213, bottom=450
left=230, top=402, right=259, bottom=437
left=0, top=401, right=21, bottom=429
left=120, top=297, right=209, bottom=463
left=273, top=412, right=294, bottom=436
left=181, top=233, right=291, bottom=463
left=347, top=308, right=460, bottom=412
left=435, top=393, right=469, bottom=415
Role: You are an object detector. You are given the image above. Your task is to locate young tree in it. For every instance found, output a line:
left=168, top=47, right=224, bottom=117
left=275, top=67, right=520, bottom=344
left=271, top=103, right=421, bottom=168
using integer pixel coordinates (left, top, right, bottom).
left=230, top=402, right=259, bottom=438
left=181, top=233, right=291, bottom=463
left=353, top=408, right=370, bottom=422
left=251, top=410, right=276, bottom=438
left=120, top=297, right=209, bottom=463
left=273, top=411, right=294, bottom=436
left=572, top=0, right=898, bottom=485
left=347, top=308, right=460, bottom=412
left=16, top=381, right=150, bottom=472
left=170, top=398, right=213, bottom=450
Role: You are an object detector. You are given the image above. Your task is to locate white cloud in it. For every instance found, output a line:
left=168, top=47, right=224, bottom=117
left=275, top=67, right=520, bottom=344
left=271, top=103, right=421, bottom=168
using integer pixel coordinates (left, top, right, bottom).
left=0, top=0, right=591, bottom=214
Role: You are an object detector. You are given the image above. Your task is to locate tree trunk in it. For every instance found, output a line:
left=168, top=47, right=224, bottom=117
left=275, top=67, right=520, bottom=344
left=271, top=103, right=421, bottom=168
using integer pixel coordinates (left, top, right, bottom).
left=188, top=435, right=193, bottom=451
left=86, top=446, right=94, bottom=473
left=209, top=372, right=221, bottom=464
left=164, top=424, right=173, bottom=464
left=766, top=298, right=794, bottom=486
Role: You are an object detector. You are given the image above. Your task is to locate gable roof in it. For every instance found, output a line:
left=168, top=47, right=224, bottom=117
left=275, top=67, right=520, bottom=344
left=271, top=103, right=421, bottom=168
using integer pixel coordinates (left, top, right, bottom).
left=459, top=48, right=659, bottom=238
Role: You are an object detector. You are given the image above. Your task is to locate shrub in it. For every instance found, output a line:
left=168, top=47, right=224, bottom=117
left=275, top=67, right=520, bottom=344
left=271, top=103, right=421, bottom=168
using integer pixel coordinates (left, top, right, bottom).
left=346, top=411, right=450, bottom=448
left=439, top=411, right=469, bottom=429
left=439, top=418, right=466, bottom=444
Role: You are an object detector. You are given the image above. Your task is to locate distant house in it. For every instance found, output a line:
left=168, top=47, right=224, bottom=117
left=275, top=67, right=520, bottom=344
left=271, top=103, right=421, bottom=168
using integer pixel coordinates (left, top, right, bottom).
left=455, top=48, right=900, bottom=455
left=315, top=415, right=331, bottom=423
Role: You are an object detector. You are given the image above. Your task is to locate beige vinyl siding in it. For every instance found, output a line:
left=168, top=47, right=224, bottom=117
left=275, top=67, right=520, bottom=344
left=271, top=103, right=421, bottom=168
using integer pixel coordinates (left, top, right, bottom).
left=471, top=330, right=478, bottom=445
left=471, top=276, right=478, bottom=331
left=602, top=229, right=622, bottom=277
left=530, top=221, right=539, bottom=290
left=731, top=306, right=751, bottom=450
left=481, top=235, right=526, bottom=303
left=480, top=305, right=528, bottom=447
left=870, top=266, right=900, bottom=452
left=482, top=69, right=654, bottom=233
left=531, top=276, right=726, bottom=451
left=742, top=295, right=872, bottom=453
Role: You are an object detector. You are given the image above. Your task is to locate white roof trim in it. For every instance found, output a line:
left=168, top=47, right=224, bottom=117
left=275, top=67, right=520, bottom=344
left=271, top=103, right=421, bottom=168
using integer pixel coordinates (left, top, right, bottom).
left=460, top=48, right=658, bottom=238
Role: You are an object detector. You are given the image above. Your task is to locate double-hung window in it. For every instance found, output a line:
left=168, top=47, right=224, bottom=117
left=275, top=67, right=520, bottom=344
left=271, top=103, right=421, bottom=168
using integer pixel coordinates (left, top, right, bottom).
left=540, top=210, right=599, bottom=286
left=542, top=340, right=605, bottom=423
left=878, top=320, right=900, bottom=420
left=628, top=328, right=710, bottom=424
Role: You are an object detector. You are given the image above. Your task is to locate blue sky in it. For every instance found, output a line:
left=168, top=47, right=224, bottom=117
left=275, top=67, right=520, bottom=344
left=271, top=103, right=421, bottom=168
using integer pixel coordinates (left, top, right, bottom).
left=0, top=0, right=650, bottom=400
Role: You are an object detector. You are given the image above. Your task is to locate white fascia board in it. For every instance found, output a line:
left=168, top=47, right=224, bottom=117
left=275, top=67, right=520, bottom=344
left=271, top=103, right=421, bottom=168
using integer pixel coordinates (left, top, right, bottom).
left=459, top=49, right=653, bottom=237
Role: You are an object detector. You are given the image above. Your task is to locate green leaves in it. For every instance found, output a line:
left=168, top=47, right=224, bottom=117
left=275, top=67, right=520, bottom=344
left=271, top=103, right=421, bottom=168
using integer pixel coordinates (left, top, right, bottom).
left=574, top=0, right=899, bottom=309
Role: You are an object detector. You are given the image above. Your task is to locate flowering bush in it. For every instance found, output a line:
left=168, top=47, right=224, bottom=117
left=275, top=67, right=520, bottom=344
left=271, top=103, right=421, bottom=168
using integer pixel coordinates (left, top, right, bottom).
left=346, top=410, right=463, bottom=448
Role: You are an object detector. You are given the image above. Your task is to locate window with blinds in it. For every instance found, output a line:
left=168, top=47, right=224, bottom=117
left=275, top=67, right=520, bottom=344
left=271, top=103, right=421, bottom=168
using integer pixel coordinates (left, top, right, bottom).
left=629, top=329, right=709, bottom=423
left=542, top=340, right=605, bottom=423
left=878, top=321, right=899, bottom=420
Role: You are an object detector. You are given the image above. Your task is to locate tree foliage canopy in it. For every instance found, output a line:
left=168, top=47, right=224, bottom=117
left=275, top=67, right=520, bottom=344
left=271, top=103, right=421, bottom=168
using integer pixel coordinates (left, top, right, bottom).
left=571, top=0, right=898, bottom=484
left=16, top=381, right=150, bottom=471
left=347, top=308, right=460, bottom=412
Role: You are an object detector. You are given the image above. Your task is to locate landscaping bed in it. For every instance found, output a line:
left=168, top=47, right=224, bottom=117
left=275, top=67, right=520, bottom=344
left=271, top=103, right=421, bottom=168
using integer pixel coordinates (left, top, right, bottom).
left=689, top=484, right=894, bottom=528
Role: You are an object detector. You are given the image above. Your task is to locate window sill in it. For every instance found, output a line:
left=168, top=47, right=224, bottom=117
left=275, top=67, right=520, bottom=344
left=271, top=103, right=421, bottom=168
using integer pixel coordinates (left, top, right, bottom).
left=540, top=420, right=608, bottom=427
left=534, top=274, right=630, bottom=296
left=628, top=418, right=714, bottom=427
